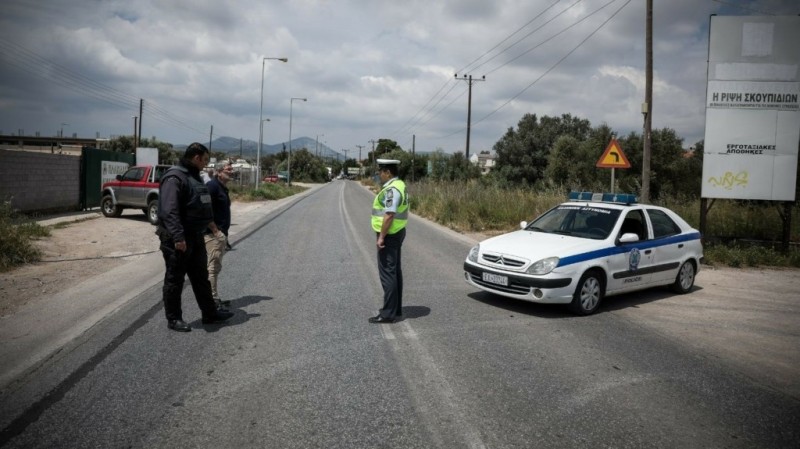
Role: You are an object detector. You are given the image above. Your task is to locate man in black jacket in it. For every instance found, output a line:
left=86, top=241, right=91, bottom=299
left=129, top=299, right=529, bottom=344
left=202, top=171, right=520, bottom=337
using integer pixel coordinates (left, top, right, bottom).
left=204, top=163, right=233, bottom=307
left=156, top=143, right=234, bottom=332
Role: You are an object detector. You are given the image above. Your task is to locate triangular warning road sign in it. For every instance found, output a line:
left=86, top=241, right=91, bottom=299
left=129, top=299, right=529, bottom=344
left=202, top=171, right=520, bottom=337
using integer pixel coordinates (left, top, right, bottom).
left=596, top=138, right=631, bottom=168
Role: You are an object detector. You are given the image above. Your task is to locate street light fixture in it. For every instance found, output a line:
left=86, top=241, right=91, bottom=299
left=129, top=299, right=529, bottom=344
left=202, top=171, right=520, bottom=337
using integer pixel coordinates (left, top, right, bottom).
left=258, top=57, right=288, bottom=189
left=288, top=97, right=307, bottom=185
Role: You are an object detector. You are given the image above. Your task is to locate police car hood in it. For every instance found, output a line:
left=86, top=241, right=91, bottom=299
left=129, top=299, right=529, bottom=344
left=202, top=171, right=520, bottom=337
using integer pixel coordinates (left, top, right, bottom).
left=480, top=230, right=597, bottom=260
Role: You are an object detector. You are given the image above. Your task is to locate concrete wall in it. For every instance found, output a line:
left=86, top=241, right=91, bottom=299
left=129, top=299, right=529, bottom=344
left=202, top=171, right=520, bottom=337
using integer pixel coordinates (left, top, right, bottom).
left=0, top=149, right=81, bottom=213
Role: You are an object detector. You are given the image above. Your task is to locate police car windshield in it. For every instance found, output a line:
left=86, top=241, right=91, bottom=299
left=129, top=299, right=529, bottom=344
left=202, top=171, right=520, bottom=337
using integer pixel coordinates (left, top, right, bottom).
left=527, top=205, right=620, bottom=240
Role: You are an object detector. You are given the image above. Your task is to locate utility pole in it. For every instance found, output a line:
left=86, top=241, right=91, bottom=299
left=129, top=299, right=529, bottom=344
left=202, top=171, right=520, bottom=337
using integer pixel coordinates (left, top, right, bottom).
left=355, top=144, right=364, bottom=178
left=138, top=99, right=143, bottom=145
left=133, top=116, right=138, bottom=149
left=412, top=134, right=416, bottom=183
left=316, top=134, right=324, bottom=157
left=355, top=145, right=364, bottom=163
left=368, top=139, right=376, bottom=163
left=454, top=74, right=485, bottom=161
left=641, top=0, right=653, bottom=202
left=209, top=125, right=213, bottom=152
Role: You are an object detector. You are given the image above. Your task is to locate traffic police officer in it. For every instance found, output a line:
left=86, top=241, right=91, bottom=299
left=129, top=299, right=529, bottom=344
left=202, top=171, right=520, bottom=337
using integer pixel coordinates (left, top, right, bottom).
left=157, top=143, right=234, bottom=332
left=369, top=158, right=408, bottom=323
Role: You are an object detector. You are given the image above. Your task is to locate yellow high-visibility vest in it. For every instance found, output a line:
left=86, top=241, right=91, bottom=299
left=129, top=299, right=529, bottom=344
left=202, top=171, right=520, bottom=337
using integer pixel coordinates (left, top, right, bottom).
left=371, top=179, right=408, bottom=234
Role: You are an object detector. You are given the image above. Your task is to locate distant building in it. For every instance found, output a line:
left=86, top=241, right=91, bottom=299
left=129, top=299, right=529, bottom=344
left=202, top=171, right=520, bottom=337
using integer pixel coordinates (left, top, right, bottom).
left=469, top=151, right=496, bottom=175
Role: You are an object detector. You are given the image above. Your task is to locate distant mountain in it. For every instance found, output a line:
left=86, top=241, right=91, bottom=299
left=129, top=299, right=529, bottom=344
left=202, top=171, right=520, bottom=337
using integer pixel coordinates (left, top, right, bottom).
left=177, top=136, right=338, bottom=160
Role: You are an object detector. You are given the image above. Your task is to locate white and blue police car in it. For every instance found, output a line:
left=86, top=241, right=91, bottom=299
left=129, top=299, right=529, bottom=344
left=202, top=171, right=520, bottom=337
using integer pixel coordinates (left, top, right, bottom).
left=463, top=192, right=704, bottom=315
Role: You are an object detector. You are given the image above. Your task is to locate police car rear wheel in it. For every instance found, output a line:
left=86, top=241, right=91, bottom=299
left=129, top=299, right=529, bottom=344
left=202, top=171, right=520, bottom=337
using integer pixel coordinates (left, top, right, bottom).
left=672, top=260, right=695, bottom=294
left=569, top=270, right=603, bottom=315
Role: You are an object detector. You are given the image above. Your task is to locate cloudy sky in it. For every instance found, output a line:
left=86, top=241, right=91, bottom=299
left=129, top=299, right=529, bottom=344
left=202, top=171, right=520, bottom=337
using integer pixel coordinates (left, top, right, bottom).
left=0, top=0, right=797, bottom=157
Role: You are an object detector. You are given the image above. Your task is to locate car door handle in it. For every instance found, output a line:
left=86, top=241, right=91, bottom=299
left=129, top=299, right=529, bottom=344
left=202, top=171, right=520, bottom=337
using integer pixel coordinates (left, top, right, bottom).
left=644, top=250, right=652, bottom=254
left=678, top=244, right=684, bottom=248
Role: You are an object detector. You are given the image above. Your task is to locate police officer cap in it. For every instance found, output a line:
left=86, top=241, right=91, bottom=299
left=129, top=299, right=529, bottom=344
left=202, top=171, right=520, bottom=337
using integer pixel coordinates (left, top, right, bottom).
left=376, top=158, right=400, bottom=166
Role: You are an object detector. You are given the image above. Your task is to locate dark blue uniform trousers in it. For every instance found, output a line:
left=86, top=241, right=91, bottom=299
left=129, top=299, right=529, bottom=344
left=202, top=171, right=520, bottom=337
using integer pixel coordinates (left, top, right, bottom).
left=377, top=227, right=405, bottom=319
left=159, top=231, right=217, bottom=321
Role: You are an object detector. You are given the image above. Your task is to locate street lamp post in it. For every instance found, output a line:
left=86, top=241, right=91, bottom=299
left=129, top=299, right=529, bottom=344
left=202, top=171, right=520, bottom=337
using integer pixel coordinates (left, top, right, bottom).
left=259, top=118, right=270, bottom=181
left=258, top=57, right=288, bottom=189
left=60, top=123, right=69, bottom=138
left=288, top=97, right=307, bottom=185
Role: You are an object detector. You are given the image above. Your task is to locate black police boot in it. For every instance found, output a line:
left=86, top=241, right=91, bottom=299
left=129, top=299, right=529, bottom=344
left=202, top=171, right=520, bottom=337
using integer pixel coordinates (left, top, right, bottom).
left=168, top=319, right=191, bottom=332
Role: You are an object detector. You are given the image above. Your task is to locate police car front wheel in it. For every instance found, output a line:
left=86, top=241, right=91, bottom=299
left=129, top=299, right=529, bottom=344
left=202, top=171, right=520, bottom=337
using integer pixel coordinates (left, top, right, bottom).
left=569, top=270, right=604, bottom=315
left=672, top=260, right=696, bottom=294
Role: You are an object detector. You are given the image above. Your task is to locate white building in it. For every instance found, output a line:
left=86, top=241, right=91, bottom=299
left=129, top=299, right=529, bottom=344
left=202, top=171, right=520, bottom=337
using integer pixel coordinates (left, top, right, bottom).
left=469, top=151, right=496, bottom=175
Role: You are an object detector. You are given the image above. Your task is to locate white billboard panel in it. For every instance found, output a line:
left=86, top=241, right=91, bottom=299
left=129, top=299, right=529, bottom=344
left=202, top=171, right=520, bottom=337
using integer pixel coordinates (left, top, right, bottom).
left=101, top=161, right=129, bottom=185
left=702, top=16, right=800, bottom=201
left=136, top=147, right=159, bottom=166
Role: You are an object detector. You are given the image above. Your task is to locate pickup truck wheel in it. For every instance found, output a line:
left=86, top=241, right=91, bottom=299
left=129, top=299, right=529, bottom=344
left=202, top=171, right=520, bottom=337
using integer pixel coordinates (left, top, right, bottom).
left=101, top=195, right=123, bottom=218
left=146, top=199, right=159, bottom=225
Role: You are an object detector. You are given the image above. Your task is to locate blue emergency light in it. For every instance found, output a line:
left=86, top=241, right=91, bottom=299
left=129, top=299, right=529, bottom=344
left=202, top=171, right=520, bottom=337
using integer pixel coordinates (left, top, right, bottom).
left=568, top=191, right=638, bottom=205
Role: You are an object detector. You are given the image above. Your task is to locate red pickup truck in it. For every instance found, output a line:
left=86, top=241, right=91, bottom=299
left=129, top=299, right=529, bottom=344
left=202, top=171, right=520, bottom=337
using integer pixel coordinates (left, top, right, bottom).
left=101, top=165, right=171, bottom=225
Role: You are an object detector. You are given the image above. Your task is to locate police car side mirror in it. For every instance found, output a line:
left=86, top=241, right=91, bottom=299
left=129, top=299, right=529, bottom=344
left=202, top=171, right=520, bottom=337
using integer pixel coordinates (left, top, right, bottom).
left=116, top=174, right=123, bottom=181
left=617, top=233, right=639, bottom=244
left=520, top=221, right=528, bottom=229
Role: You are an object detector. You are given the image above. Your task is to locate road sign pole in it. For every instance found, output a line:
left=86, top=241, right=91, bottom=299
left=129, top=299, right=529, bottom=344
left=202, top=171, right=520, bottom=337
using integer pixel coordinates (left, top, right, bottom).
left=611, top=168, right=615, bottom=194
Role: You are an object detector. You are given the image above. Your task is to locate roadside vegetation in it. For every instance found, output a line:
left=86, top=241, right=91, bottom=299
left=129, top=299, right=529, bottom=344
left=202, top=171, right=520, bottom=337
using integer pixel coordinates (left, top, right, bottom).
left=228, top=182, right=307, bottom=201
left=402, top=180, right=800, bottom=268
left=359, top=112, right=799, bottom=268
left=1, top=201, right=50, bottom=271
left=9, top=111, right=798, bottom=270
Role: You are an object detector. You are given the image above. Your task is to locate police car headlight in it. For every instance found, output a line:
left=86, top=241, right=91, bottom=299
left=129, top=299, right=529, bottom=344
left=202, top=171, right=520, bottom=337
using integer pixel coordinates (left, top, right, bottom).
left=468, top=245, right=480, bottom=263
left=527, top=257, right=559, bottom=275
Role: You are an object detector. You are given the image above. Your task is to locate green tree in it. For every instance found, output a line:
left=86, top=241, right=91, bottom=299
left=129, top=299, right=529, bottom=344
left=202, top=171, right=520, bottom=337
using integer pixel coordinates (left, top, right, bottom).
left=277, top=148, right=329, bottom=182
left=426, top=150, right=480, bottom=182
left=375, top=139, right=402, bottom=157
left=492, top=113, right=592, bottom=186
left=544, top=135, right=583, bottom=189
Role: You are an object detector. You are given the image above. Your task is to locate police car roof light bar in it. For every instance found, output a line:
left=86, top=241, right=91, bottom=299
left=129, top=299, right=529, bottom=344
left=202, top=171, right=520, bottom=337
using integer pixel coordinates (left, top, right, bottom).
left=568, top=191, right=638, bottom=205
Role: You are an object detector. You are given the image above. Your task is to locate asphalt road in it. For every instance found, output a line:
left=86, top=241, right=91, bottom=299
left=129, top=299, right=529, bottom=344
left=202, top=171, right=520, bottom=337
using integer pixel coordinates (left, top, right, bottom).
left=1, top=180, right=798, bottom=448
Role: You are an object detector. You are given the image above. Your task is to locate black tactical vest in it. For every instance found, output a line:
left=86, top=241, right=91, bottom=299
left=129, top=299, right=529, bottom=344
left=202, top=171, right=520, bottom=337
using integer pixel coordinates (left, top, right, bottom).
left=161, top=165, right=213, bottom=234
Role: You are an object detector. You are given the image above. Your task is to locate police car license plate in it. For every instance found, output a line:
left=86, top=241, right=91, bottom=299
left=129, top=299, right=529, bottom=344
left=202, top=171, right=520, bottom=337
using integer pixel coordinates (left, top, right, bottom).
left=482, top=272, right=508, bottom=286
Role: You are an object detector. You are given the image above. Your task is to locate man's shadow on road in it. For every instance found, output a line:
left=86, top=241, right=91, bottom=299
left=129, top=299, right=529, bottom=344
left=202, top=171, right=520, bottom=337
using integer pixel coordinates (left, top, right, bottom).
left=399, top=305, right=430, bottom=320
left=196, top=295, right=272, bottom=332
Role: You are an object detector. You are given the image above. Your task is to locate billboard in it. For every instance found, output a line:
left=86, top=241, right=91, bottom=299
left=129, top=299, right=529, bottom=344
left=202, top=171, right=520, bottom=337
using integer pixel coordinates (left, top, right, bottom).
left=701, top=16, right=800, bottom=201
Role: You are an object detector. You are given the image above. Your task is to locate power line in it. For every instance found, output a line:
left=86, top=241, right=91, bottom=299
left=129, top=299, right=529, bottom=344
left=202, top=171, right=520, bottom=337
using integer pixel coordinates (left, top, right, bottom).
left=474, top=0, right=634, bottom=127
left=484, top=0, right=620, bottom=76
left=434, top=0, right=633, bottom=141
left=455, top=0, right=567, bottom=75
left=391, top=0, right=629, bottom=147
left=0, top=37, right=213, bottom=141
left=467, top=0, right=586, bottom=75
left=388, top=0, right=571, bottom=141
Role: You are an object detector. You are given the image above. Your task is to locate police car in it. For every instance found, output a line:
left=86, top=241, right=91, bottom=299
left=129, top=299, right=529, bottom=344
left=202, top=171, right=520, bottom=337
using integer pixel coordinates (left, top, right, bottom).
left=463, top=192, right=704, bottom=315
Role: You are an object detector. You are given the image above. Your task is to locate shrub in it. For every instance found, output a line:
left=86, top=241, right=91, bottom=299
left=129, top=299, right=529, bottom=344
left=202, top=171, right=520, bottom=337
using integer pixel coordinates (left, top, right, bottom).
left=228, top=183, right=306, bottom=201
left=0, top=201, right=49, bottom=271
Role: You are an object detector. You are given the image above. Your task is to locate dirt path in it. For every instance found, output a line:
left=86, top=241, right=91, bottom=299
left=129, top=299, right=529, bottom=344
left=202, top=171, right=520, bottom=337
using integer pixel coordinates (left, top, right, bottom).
left=0, top=210, right=158, bottom=317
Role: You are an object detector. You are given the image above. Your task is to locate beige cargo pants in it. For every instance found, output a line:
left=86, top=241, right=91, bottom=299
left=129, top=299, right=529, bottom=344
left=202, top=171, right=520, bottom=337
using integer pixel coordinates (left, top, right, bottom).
left=204, top=233, right=228, bottom=303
